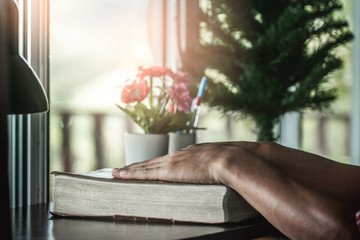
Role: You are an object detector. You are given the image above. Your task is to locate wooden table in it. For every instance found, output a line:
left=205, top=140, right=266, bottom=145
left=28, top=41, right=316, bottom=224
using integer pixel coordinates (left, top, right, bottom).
left=12, top=203, right=286, bottom=240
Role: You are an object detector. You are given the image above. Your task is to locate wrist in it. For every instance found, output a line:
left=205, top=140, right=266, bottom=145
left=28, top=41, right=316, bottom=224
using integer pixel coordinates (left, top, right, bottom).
left=214, top=147, right=265, bottom=193
left=213, top=148, right=247, bottom=187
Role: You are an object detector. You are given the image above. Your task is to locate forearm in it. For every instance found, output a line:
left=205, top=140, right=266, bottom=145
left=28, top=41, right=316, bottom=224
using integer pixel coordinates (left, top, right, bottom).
left=219, top=150, right=358, bottom=239
left=231, top=141, right=360, bottom=205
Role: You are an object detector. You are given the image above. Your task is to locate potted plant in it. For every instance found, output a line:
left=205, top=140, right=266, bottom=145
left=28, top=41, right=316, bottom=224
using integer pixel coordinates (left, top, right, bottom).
left=180, top=0, right=353, bottom=141
left=116, top=66, right=197, bottom=164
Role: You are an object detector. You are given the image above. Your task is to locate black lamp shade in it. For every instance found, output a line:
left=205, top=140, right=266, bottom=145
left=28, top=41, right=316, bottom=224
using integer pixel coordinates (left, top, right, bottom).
left=7, top=0, right=49, bottom=114
left=8, top=54, right=49, bottom=114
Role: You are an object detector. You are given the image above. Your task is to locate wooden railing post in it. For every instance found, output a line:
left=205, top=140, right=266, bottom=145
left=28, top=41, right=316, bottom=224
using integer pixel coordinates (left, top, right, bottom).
left=61, top=112, right=72, bottom=172
left=94, top=114, right=105, bottom=169
left=318, top=115, right=328, bottom=156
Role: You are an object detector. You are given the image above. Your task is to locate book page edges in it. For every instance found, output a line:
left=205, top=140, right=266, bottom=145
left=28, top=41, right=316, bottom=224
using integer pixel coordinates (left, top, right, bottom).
left=51, top=170, right=260, bottom=224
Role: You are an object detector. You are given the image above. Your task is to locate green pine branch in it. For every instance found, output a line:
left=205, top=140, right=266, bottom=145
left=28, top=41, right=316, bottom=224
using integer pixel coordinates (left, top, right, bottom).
left=180, top=0, right=353, bottom=141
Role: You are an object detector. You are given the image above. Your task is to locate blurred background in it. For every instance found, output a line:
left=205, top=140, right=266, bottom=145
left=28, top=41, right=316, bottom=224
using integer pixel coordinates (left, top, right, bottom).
left=49, top=0, right=353, bottom=174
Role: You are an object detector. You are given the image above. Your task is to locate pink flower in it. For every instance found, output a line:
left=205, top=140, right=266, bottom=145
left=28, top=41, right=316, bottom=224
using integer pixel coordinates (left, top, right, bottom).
left=121, top=80, right=150, bottom=104
left=169, top=71, right=191, bottom=85
left=137, top=66, right=173, bottom=80
left=170, top=83, right=192, bottom=113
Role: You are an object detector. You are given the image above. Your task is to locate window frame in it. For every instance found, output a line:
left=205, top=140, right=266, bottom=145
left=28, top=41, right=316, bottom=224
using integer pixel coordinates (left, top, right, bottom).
left=351, top=0, right=360, bottom=165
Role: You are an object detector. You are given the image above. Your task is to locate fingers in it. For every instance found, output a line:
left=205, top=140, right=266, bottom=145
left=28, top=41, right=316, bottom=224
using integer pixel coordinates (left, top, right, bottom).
left=126, top=155, right=165, bottom=169
left=112, top=155, right=168, bottom=179
left=112, top=165, right=163, bottom=181
left=124, top=158, right=163, bottom=170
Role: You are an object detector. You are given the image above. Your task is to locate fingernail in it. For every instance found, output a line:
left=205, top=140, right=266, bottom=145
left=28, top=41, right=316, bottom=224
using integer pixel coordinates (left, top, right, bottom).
left=119, top=169, right=127, bottom=176
left=112, top=168, right=120, bottom=176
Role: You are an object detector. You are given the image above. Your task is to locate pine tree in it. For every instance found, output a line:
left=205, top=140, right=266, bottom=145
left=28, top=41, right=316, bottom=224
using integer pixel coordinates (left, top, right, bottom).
left=180, top=0, right=353, bottom=141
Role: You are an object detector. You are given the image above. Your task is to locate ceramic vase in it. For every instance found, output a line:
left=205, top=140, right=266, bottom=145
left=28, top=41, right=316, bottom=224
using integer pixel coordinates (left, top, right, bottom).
left=124, top=133, right=169, bottom=165
left=168, top=132, right=196, bottom=154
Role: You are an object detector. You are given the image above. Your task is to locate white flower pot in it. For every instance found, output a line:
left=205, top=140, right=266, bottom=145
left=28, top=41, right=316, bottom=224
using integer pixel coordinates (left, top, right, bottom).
left=168, top=132, right=196, bottom=154
left=124, top=133, right=169, bottom=165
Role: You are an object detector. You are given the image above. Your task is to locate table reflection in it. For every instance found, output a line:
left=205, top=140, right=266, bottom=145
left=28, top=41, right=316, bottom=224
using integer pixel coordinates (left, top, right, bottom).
left=12, top=203, right=280, bottom=240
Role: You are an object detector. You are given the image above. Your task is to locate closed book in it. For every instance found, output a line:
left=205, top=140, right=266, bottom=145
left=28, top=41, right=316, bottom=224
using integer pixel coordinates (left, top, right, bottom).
left=51, top=168, right=259, bottom=224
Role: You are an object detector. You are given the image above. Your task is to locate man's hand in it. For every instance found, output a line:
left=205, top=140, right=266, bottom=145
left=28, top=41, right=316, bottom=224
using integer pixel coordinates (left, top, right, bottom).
left=112, top=143, right=247, bottom=184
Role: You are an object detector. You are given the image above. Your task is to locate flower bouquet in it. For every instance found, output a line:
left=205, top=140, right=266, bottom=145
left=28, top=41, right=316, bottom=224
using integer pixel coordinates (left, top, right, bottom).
left=116, top=66, right=197, bottom=134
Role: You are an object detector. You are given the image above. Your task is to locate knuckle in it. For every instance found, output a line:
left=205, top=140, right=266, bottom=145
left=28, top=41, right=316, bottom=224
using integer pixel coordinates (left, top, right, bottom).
left=184, top=143, right=197, bottom=149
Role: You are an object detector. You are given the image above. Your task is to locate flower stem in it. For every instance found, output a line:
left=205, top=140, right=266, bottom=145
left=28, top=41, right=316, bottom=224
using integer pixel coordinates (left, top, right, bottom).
left=150, top=76, right=153, bottom=110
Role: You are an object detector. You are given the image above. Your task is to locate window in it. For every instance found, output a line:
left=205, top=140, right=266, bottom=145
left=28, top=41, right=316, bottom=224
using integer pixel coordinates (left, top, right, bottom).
left=49, top=0, right=258, bottom=176
left=49, top=0, right=165, bottom=173
left=49, top=0, right=360, bottom=175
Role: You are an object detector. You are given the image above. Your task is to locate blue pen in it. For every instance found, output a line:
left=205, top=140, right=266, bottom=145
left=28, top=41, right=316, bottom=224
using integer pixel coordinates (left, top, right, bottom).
left=191, top=77, right=207, bottom=111
left=195, top=77, right=207, bottom=106
left=191, top=77, right=207, bottom=127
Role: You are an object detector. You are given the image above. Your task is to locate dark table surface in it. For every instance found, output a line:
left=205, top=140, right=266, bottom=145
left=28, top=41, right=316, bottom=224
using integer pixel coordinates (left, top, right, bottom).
left=11, top=203, right=286, bottom=240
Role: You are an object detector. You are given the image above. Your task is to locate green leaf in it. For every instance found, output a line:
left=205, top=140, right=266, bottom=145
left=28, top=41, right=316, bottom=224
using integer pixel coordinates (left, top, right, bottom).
left=148, top=116, right=173, bottom=134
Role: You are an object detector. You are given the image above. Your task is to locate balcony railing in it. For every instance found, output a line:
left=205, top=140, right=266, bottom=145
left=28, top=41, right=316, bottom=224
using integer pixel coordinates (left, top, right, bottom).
left=51, top=111, right=351, bottom=172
